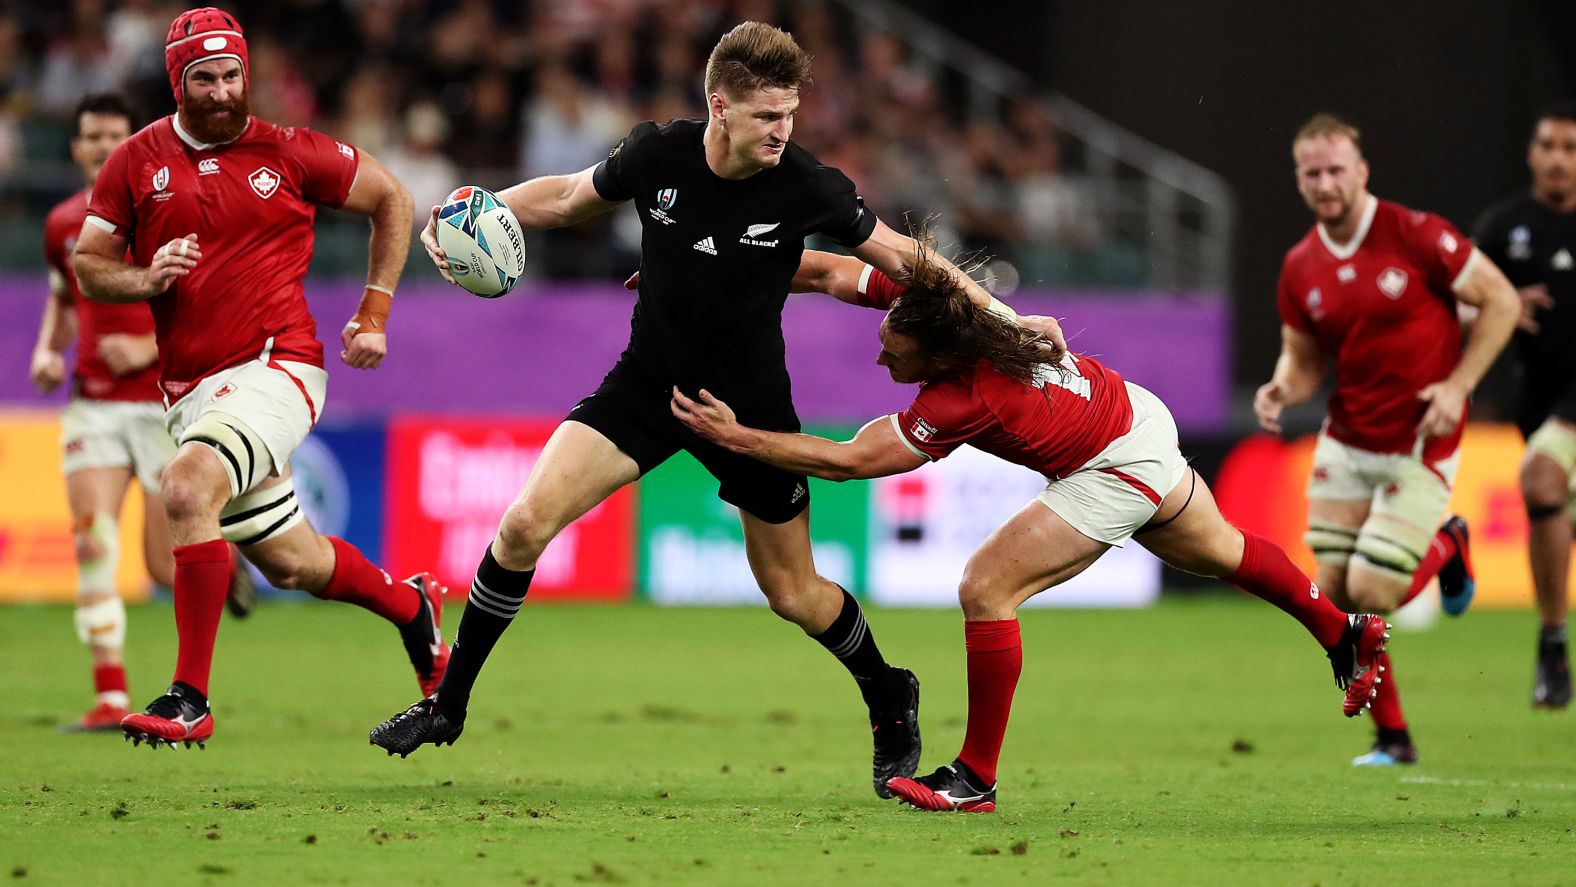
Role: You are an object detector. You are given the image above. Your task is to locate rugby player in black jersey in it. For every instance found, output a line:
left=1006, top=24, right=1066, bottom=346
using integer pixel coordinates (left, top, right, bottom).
left=370, top=21, right=1064, bottom=798
left=1475, top=102, right=1576, bottom=708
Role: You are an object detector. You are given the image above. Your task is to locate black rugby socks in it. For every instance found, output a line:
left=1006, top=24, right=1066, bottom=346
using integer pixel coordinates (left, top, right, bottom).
left=435, top=546, right=532, bottom=716
left=813, top=586, right=903, bottom=709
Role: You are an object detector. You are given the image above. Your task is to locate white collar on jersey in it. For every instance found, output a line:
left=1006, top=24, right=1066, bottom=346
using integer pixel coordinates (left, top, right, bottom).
left=1316, top=192, right=1378, bottom=261
left=171, top=114, right=252, bottom=151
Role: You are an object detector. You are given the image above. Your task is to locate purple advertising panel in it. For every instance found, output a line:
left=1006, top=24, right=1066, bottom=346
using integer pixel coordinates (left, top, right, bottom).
left=2, top=277, right=1229, bottom=430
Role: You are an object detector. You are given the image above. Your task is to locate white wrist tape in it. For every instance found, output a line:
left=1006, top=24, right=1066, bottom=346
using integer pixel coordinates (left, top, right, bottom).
left=987, top=296, right=1018, bottom=321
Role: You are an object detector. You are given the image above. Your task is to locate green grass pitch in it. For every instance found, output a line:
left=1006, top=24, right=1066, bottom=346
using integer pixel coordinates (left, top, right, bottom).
left=3, top=595, right=1573, bottom=885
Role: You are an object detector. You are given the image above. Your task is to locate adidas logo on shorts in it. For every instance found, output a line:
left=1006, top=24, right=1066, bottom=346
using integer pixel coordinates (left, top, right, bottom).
left=692, top=236, right=717, bottom=255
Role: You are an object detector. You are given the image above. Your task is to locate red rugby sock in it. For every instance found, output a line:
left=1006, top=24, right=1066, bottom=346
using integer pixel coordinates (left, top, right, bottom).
left=1400, top=527, right=1458, bottom=607
left=171, top=539, right=231, bottom=696
left=1369, top=652, right=1407, bottom=731
left=1227, top=532, right=1347, bottom=648
left=956, top=619, right=1023, bottom=787
left=316, top=537, right=418, bottom=624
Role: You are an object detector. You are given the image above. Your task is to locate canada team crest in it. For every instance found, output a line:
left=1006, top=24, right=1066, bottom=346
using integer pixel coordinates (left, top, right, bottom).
left=249, top=166, right=281, bottom=199
left=1377, top=267, right=1408, bottom=299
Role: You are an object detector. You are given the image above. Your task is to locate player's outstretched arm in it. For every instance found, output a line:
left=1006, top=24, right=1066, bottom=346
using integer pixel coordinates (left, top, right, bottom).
left=671, top=387, right=927, bottom=482
left=337, top=150, right=414, bottom=370
left=73, top=226, right=200, bottom=304
left=1416, top=249, right=1519, bottom=437
left=790, top=251, right=871, bottom=304
left=848, top=219, right=1067, bottom=354
left=499, top=166, right=622, bottom=230
left=29, top=271, right=75, bottom=393
left=420, top=165, right=621, bottom=286
left=1254, top=325, right=1325, bottom=434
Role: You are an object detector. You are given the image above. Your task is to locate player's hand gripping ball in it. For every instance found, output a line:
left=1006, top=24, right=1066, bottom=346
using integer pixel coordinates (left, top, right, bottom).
left=435, top=186, right=527, bottom=298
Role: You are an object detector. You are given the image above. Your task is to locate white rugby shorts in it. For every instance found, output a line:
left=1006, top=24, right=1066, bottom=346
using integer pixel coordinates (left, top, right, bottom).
left=1304, top=431, right=1458, bottom=571
left=60, top=398, right=177, bottom=493
left=165, top=357, right=327, bottom=494
left=1035, top=381, right=1189, bottom=546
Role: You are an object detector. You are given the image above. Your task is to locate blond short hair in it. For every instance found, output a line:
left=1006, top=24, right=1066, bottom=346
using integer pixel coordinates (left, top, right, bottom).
left=1293, top=113, right=1363, bottom=157
left=703, top=21, right=811, bottom=98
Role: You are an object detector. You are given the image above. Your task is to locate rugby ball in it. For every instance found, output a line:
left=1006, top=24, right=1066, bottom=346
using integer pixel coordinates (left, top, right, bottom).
left=435, top=186, right=527, bottom=298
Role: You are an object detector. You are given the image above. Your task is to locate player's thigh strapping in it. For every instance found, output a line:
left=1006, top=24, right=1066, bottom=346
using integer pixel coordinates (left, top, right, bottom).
left=1305, top=433, right=1457, bottom=582
left=165, top=357, right=327, bottom=545
left=567, top=365, right=811, bottom=524
left=1035, top=382, right=1189, bottom=545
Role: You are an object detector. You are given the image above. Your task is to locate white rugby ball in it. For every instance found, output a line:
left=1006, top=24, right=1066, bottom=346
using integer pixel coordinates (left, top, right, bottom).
left=435, top=186, right=527, bottom=298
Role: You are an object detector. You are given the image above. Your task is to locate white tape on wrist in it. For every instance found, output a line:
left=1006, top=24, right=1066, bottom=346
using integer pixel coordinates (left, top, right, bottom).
left=987, top=296, right=1018, bottom=321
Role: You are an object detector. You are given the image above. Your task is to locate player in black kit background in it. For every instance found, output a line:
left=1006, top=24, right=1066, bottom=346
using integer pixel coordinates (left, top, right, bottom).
left=371, top=21, right=1065, bottom=798
left=1474, top=102, right=1576, bottom=709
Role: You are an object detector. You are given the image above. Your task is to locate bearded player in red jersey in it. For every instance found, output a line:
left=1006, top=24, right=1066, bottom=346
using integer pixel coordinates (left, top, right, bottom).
left=31, top=92, right=255, bottom=733
left=70, top=8, right=444, bottom=749
left=673, top=247, right=1391, bottom=812
left=1254, top=114, right=1519, bottom=766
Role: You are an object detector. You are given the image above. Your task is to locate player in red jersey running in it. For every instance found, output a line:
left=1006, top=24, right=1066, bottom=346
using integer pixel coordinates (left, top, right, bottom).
left=1254, top=114, right=1519, bottom=766
left=31, top=92, right=254, bottom=733
left=672, top=246, right=1391, bottom=812
left=70, top=8, right=443, bottom=749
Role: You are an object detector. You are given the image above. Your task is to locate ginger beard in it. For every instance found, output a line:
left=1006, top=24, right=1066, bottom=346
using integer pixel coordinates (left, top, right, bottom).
left=180, top=87, right=250, bottom=144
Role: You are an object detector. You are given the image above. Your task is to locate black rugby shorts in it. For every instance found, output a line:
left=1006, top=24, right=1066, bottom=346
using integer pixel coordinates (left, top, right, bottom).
left=566, top=367, right=811, bottom=524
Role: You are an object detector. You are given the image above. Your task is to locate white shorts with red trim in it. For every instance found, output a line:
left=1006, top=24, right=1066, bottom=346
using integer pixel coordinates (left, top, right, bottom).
left=1034, top=381, right=1188, bottom=547
left=60, top=398, right=176, bottom=493
left=165, top=357, right=327, bottom=495
left=1303, top=431, right=1459, bottom=578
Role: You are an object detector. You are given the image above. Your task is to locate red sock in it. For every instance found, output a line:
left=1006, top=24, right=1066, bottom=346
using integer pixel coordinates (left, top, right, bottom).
left=93, top=663, right=129, bottom=707
left=956, top=619, right=1023, bottom=787
left=171, top=539, right=231, bottom=696
left=1400, top=527, right=1459, bottom=607
left=1228, top=532, right=1347, bottom=648
left=316, top=537, right=418, bottom=624
left=1369, top=652, right=1406, bottom=730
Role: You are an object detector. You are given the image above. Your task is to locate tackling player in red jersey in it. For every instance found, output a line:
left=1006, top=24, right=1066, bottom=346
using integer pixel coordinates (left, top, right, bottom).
left=31, top=92, right=254, bottom=733
left=1254, top=114, right=1519, bottom=766
left=70, top=8, right=442, bottom=749
left=672, top=246, right=1391, bottom=812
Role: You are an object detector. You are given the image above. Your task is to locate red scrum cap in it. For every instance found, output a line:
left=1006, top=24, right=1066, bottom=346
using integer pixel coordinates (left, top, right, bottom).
left=165, top=7, right=248, bottom=105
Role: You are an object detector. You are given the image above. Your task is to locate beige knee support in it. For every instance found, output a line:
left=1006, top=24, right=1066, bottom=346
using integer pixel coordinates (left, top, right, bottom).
left=219, top=478, right=304, bottom=545
left=1305, top=521, right=1357, bottom=569
left=178, top=412, right=272, bottom=498
left=75, top=511, right=119, bottom=595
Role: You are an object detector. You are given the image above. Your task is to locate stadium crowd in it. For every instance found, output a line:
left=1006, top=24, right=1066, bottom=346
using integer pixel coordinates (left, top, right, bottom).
left=0, top=0, right=1102, bottom=279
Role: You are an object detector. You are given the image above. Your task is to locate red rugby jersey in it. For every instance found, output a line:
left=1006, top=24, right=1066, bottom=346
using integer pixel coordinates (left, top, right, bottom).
left=86, top=115, right=359, bottom=401
left=1277, top=196, right=1474, bottom=459
left=894, top=353, right=1134, bottom=481
left=43, top=188, right=160, bottom=401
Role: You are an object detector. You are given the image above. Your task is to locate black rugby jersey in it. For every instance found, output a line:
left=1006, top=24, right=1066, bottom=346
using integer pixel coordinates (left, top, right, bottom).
left=1475, top=193, right=1576, bottom=399
left=591, top=118, right=876, bottom=420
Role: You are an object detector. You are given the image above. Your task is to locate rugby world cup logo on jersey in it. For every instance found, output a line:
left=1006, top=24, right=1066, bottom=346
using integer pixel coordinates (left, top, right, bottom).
left=152, top=166, right=170, bottom=191
left=1377, top=267, right=1408, bottom=299
left=648, top=188, right=678, bottom=226
left=249, top=167, right=281, bottom=200
left=739, top=222, right=780, bottom=247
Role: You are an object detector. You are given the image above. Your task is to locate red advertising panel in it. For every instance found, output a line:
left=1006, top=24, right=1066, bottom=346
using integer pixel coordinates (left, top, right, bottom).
left=385, top=416, right=635, bottom=600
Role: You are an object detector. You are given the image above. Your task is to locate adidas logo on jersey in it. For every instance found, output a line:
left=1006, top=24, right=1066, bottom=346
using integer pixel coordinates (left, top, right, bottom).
left=693, top=236, right=718, bottom=255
